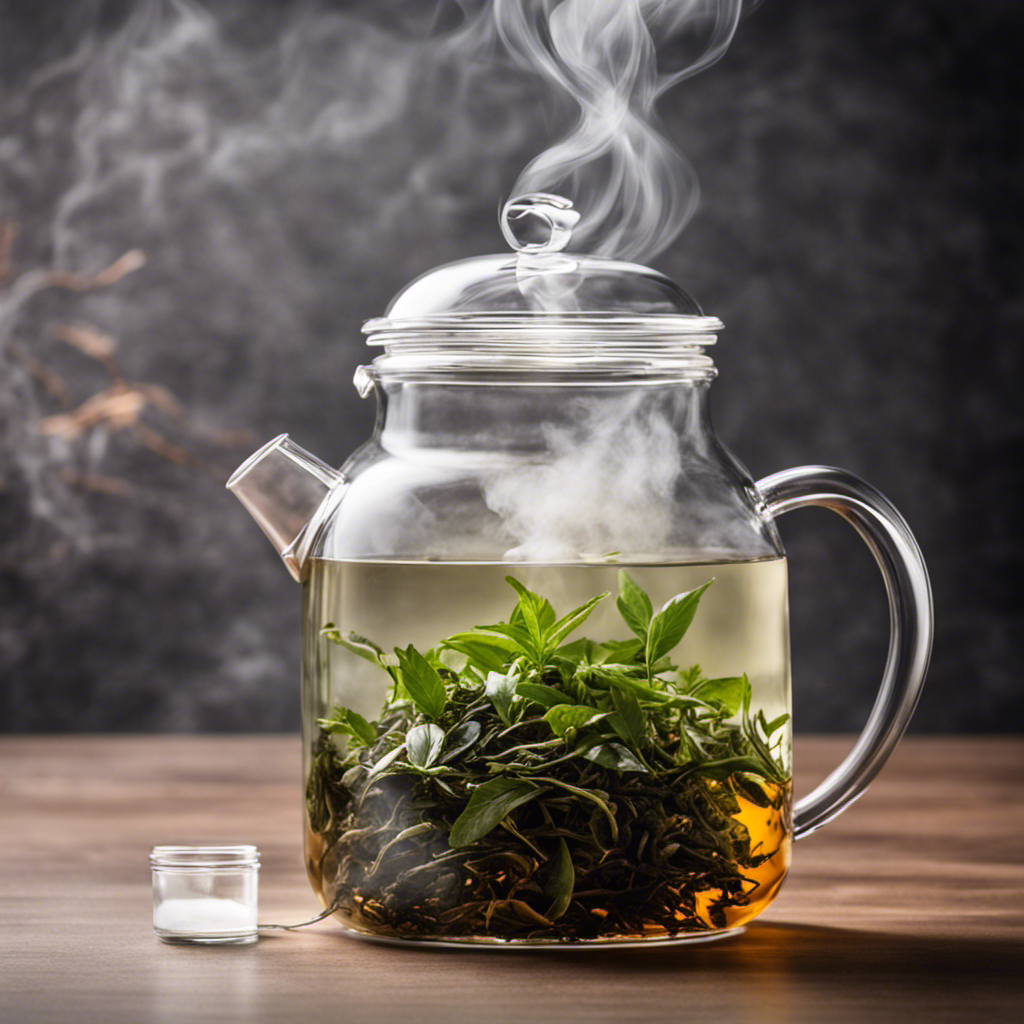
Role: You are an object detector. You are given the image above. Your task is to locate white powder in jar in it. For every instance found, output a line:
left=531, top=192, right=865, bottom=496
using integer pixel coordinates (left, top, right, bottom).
left=153, top=897, right=257, bottom=936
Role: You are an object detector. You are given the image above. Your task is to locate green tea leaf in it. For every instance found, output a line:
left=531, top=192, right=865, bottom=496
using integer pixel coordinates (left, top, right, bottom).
left=544, top=838, right=575, bottom=920
left=586, top=664, right=677, bottom=704
left=543, top=704, right=609, bottom=738
left=322, top=627, right=388, bottom=668
left=470, top=621, right=539, bottom=660
left=393, top=645, right=447, bottom=720
left=741, top=689, right=786, bottom=783
left=597, top=638, right=645, bottom=664
left=741, top=672, right=753, bottom=717
left=406, top=723, right=445, bottom=768
left=442, top=720, right=482, bottom=763
left=317, top=705, right=377, bottom=747
left=607, top=689, right=647, bottom=749
left=448, top=777, right=541, bottom=848
left=438, top=647, right=468, bottom=673
left=485, top=670, right=519, bottom=726
left=677, top=664, right=704, bottom=691
left=442, top=633, right=518, bottom=673
left=693, top=754, right=766, bottom=780
left=545, top=592, right=609, bottom=650
left=692, top=676, right=747, bottom=715
left=645, top=580, right=714, bottom=666
left=310, top=569, right=793, bottom=943
left=583, top=742, right=649, bottom=774
left=763, top=712, right=791, bottom=737
left=516, top=682, right=572, bottom=708
left=509, top=584, right=557, bottom=632
left=556, top=637, right=600, bottom=664
left=616, top=570, right=653, bottom=641
left=505, top=577, right=555, bottom=648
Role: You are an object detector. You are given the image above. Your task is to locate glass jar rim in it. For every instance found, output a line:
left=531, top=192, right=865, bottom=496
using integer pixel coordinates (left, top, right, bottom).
left=150, top=845, right=259, bottom=869
left=358, top=344, right=719, bottom=390
left=359, top=312, right=722, bottom=384
left=363, top=311, right=724, bottom=345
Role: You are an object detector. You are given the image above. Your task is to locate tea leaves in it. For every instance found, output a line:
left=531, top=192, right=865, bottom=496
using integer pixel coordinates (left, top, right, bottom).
left=309, top=571, right=792, bottom=942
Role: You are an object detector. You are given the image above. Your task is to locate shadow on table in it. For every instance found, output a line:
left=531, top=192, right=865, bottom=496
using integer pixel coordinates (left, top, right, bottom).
left=315, top=918, right=1024, bottom=987
left=580, top=921, right=1024, bottom=981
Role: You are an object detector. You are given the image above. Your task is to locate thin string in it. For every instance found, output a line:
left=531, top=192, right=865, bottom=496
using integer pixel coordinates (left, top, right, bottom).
left=257, top=901, right=340, bottom=931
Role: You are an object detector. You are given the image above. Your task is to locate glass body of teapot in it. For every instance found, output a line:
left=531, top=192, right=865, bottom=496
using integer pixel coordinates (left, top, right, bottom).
left=228, top=198, right=931, bottom=946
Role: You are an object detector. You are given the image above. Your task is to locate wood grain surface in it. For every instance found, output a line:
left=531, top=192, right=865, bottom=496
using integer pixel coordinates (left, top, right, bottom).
left=1, top=736, right=1022, bottom=1024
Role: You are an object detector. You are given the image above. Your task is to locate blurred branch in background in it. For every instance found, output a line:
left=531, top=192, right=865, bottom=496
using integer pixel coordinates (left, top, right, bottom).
left=0, top=221, right=14, bottom=283
left=0, top=232, right=250, bottom=568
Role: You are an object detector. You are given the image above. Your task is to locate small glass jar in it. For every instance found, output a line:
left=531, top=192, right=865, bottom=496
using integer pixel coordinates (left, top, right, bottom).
left=150, top=846, right=259, bottom=945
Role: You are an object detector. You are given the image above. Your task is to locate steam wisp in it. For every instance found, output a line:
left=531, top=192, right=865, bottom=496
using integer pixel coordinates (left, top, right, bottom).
left=485, top=391, right=682, bottom=561
left=488, top=0, right=744, bottom=261
left=473, top=2, right=747, bottom=556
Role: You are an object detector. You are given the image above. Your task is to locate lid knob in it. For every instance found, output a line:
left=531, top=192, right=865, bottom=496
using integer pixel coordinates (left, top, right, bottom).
left=500, top=193, right=581, bottom=254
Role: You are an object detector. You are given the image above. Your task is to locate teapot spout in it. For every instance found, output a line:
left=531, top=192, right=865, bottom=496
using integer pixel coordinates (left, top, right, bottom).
left=226, top=434, right=342, bottom=580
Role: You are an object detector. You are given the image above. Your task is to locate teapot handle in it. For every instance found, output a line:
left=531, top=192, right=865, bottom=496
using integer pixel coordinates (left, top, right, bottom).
left=755, top=466, right=933, bottom=839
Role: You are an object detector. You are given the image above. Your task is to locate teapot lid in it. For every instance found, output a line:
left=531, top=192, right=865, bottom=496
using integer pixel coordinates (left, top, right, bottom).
left=362, top=194, right=722, bottom=343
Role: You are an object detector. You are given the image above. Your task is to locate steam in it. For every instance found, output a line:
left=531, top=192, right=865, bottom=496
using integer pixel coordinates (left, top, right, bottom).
left=472, top=2, right=747, bottom=555
left=483, top=385, right=772, bottom=563
left=486, top=392, right=682, bottom=561
left=492, top=0, right=744, bottom=261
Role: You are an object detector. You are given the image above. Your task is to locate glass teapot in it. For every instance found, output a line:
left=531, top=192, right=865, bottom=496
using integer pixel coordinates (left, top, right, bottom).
left=227, top=195, right=933, bottom=947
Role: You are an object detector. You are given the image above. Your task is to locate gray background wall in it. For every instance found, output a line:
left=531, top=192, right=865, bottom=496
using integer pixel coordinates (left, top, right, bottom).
left=1, top=0, right=1020, bottom=732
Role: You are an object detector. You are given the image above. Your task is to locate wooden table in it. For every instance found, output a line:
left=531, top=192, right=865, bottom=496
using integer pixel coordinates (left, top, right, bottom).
left=1, top=736, right=1021, bottom=1024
